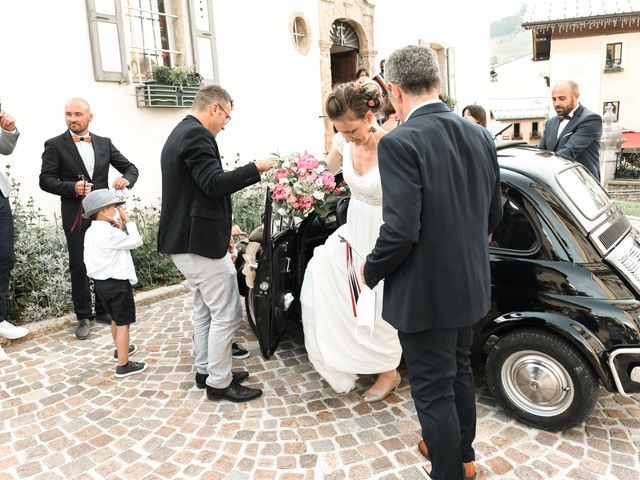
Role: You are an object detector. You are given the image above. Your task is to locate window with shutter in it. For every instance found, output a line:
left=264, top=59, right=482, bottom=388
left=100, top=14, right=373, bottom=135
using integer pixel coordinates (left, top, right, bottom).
left=188, top=0, right=219, bottom=82
left=86, top=0, right=129, bottom=82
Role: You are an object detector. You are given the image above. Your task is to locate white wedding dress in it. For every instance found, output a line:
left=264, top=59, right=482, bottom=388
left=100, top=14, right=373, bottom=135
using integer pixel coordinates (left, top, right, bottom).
left=300, top=135, right=402, bottom=393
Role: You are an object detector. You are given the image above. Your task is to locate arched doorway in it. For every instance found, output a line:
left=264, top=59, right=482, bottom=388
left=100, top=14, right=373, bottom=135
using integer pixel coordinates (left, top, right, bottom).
left=318, top=1, right=376, bottom=149
left=329, top=20, right=360, bottom=86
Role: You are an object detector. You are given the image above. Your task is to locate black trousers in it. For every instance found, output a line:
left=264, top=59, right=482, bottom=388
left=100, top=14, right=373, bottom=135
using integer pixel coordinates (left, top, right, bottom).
left=64, top=224, right=105, bottom=320
left=0, top=196, right=15, bottom=321
left=398, top=326, right=476, bottom=480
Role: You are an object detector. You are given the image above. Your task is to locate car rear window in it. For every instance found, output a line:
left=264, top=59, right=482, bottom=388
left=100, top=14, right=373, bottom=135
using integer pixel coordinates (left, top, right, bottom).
left=557, top=166, right=611, bottom=220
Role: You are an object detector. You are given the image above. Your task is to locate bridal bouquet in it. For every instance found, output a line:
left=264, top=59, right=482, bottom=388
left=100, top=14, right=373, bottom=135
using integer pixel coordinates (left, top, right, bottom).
left=265, top=152, right=344, bottom=219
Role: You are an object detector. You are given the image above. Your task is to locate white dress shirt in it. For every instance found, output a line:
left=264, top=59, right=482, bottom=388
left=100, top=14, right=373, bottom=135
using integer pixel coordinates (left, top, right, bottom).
left=405, top=98, right=443, bottom=122
left=71, top=131, right=95, bottom=178
left=556, top=104, right=580, bottom=139
left=84, top=221, right=143, bottom=284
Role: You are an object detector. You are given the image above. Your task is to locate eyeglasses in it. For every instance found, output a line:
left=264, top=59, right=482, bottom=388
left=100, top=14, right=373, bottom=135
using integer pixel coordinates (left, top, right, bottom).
left=215, top=103, right=232, bottom=125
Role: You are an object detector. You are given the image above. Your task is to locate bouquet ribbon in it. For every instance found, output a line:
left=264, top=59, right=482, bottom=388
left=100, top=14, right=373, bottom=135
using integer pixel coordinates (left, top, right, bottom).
left=339, top=234, right=376, bottom=340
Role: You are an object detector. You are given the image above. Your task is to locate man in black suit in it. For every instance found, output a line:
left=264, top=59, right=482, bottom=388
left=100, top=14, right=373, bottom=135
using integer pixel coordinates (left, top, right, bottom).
left=40, top=98, right=138, bottom=340
left=538, top=80, right=602, bottom=181
left=363, top=45, right=502, bottom=480
left=158, top=85, right=275, bottom=403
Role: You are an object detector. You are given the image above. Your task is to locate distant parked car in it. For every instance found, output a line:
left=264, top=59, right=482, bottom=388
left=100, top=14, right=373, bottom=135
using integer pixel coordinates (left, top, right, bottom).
left=236, top=142, right=640, bottom=431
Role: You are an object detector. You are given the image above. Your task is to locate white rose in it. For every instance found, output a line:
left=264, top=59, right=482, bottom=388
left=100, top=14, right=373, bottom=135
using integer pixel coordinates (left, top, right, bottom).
left=279, top=178, right=289, bottom=184
left=278, top=208, right=287, bottom=216
left=313, top=191, right=325, bottom=201
left=282, top=160, right=291, bottom=168
left=316, top=178, right=324, bottom=187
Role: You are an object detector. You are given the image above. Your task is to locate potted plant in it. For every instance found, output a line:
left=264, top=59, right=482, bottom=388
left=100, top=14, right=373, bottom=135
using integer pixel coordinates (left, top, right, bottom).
left=136, top=65, right=203, bottom=108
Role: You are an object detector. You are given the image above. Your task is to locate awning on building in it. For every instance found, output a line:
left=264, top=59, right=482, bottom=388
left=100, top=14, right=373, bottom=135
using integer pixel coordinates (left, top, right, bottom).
left=622, top=132, right=640, bottom=153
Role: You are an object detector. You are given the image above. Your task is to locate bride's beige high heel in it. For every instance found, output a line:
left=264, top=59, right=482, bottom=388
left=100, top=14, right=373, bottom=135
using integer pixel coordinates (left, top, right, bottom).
left=360, top=371, right=401, bottom=402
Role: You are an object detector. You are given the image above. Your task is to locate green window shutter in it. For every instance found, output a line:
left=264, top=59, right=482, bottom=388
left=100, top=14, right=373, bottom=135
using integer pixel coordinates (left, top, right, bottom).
left=188, top=0, right=219, bottom=82
left=86, top=0, right=128, bottom=82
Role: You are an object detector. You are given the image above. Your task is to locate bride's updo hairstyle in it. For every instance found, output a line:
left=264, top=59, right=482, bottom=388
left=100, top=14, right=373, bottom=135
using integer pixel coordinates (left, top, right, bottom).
left=326, top=78, right=383, bottom=120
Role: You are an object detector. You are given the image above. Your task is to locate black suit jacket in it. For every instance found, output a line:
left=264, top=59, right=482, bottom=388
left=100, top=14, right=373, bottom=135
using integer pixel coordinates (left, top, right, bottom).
left=363, top=102, right=502, bottom=333
left=538, top=104, right=602, bottom=180
left=39, top=131, right=139, bottom=230
left=157, top=115, right=261, bottom=259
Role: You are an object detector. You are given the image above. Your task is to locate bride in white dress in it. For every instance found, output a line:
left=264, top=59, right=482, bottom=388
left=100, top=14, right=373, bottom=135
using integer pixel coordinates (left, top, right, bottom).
left=300, top=79, right=402, bottom=401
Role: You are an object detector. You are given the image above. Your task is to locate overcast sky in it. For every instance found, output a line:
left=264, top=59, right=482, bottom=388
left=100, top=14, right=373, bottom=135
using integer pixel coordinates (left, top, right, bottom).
left=487, top=0, right=528, bottom=21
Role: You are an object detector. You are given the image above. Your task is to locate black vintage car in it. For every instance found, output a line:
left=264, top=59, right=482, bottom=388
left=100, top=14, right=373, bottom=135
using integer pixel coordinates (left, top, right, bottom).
left=236, top=143, right=640, bottom=431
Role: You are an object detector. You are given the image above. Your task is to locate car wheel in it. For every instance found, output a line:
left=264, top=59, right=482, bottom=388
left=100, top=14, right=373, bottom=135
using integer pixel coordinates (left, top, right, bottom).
left=485, top=328, right=598, bottom=431
left=244, top=287, right=259, bottom=337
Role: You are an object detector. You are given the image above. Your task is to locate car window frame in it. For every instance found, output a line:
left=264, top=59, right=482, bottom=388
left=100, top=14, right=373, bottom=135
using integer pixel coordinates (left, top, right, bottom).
left=555, top=164, right=614, bottom=222
left=489, top=186, right=542, bottom=257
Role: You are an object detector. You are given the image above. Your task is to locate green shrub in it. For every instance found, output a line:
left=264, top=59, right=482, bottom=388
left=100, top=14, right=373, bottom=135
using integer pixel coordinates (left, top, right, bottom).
left=232, top=183, right=267, bottom=233
left=5, top=170, right=183, bottom=323
left=129, top=198, right=183, bottom=289
left=7, top=178, right=72, bottom=323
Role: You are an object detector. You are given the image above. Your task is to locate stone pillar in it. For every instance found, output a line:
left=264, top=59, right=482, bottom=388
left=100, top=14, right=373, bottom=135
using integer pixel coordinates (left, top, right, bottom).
left=600, top=103, right=624, bottom=184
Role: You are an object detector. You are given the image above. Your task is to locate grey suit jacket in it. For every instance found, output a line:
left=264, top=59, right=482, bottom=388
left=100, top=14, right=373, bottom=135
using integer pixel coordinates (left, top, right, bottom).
left=0, top=128, right=19, bottom=197
left=538, top=104, right=602, bottom=180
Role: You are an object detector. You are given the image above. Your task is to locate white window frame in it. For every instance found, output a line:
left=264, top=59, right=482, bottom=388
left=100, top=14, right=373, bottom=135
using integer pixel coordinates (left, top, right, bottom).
left=86, top=0, right=129, bottom=82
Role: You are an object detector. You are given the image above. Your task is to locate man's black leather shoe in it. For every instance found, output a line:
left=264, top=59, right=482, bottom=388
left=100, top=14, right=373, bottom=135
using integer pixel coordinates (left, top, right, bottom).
left=196, top=371, right=249, bottom=389
left=206, top=378, right=262, bottom=402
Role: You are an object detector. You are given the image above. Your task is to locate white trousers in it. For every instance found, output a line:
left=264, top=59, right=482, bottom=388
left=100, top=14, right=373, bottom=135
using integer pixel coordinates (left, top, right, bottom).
left=171, top=253, right=242, bottom=389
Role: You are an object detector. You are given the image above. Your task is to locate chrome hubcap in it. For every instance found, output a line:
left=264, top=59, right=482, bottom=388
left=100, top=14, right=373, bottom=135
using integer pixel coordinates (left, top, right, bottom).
left=501, top=350, right=574, bottom=417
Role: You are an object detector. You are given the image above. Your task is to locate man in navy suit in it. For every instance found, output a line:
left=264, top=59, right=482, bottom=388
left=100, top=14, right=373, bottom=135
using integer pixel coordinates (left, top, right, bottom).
left=40, top=99, right=138, bottom=340
left=538, top=80, right=602, bottom=180
left=363, top=45, right=502, bottom=480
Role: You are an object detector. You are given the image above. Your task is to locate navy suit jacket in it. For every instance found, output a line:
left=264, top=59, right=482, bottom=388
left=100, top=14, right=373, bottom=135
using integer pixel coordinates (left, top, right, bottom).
left=39, top=131, right=138, bottom=230
left=538, top=104, right=602, bottom=180
left=363, top=102, right=502, bottom=333
left=157, top=115, right=260, bottom=259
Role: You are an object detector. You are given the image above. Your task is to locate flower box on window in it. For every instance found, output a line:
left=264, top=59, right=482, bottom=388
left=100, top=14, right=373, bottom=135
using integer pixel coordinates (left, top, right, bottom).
left=135, top=65, right=202, bottom=108
left=135, top=82, right=200, bottom=108
left=604, top=64, right=624, bottom=74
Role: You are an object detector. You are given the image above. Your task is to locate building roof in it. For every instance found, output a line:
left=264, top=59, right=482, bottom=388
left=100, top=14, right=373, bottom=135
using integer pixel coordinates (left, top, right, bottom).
left=522, top=0, right=640, bottom=31
left=491, top=97, right=549, bottom=121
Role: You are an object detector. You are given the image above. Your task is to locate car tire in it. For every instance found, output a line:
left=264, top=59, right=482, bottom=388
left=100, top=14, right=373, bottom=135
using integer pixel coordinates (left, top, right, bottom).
left=485, top=328, right=598, bottom=431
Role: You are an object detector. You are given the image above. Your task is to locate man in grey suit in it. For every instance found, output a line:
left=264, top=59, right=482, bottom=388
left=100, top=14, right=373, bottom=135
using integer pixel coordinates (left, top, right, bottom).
left=538, top=80, right=603, bottom=181
left=0, top=107, right=29, bottom=361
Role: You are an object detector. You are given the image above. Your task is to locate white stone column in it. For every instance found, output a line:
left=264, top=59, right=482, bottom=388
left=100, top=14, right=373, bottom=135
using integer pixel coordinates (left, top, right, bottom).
left=600, top=103, right=624, bottom=184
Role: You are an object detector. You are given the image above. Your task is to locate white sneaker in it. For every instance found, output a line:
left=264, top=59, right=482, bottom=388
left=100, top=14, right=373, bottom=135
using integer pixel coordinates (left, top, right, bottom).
left=0, top=345, right=7, bottom=362
left=0, top=320, right=29, bottom=340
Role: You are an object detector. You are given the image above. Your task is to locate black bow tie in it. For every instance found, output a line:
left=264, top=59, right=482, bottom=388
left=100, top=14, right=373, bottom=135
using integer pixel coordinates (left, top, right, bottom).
left=558, top=114, right=572, bottom=121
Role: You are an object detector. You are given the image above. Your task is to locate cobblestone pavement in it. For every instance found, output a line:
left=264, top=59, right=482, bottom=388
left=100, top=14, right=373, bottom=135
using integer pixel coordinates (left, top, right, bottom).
left=1, top=293, right=640, bottom=480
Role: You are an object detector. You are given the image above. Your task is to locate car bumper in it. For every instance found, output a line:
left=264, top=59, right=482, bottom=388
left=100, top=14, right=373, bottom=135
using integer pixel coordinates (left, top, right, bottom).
left=608, top=347, right=640, bottom=395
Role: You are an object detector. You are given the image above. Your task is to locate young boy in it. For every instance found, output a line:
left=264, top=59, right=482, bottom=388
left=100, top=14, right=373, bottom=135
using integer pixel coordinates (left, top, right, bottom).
left=82, top=189, right=147, bottom=377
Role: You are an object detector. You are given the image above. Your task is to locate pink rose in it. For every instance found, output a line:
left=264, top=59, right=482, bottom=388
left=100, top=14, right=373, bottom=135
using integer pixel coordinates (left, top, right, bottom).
left=320, top=170, right=336, bottom=190
left=299, top=196, right=315, bottom=211
left=296, top=152, right=319, bottom=171
left=272, top=183, right=291, bottom=201
left=274, top=168, right=290, bottom=180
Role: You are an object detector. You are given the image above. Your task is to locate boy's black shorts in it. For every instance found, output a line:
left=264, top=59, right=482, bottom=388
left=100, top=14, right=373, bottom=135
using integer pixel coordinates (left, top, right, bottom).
left=94, top=278, right=136, bottom=326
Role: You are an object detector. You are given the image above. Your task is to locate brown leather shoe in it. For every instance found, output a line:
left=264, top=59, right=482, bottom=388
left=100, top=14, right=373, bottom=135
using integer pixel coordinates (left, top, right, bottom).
left=418, top=440, right=430, bottom=459
left=417, top=440, right=476, bottom=480
left=463, top=461, right=477, bottom=480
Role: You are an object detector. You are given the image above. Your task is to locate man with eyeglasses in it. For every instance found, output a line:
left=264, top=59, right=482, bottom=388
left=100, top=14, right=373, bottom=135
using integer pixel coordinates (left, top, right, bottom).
left=158, top=84, right=276, bottom=403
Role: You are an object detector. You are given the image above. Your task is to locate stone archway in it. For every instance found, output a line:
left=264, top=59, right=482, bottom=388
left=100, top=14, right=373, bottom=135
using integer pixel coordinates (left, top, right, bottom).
left=318, top=0, right=376, bottom=150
